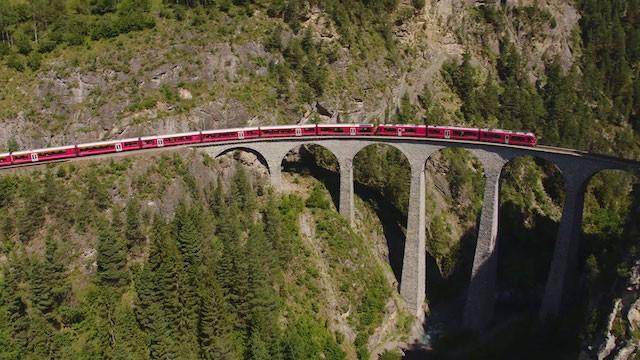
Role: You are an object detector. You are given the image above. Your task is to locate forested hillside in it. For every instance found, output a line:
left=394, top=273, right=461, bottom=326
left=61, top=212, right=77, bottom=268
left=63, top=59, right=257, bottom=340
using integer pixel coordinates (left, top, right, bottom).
left=0, top=150, right=410, bottom=359
left=0, top=0, right=639, bottom=358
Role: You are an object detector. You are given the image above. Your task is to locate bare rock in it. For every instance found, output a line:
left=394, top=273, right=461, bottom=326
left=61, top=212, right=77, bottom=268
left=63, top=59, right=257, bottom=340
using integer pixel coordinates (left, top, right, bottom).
left=178, top=88, right=193, bottom=100
left=316, top=102, right=334, bottom=117
left=598, top=299, right=623, bottom=360
left=627, top=298, right=640, bottom=331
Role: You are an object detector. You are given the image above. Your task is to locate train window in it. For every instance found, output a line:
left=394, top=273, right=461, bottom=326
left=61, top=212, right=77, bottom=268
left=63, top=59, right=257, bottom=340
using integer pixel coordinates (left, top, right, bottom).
left=40, top=149, right=69, bottom=156
left=80, top=144, right=112, bottom=151
left=360, top=128, right=373, bottom=132
left=406, top=128, right=416, bottom=132
left=511, top=136, right=524, bottom=141
left=458, top=131, right=465, bottom=136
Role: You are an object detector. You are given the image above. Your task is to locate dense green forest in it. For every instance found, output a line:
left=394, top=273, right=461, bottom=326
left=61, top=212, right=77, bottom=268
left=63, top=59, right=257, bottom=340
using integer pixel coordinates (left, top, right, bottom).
left=0, top=151, right=404, bottom=359
left=0, top=0, right=639, bottom=358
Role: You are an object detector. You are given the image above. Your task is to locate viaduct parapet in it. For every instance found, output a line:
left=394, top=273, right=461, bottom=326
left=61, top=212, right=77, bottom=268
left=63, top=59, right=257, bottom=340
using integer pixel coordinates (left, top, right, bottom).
left=202, top=137, right=639, bottom=330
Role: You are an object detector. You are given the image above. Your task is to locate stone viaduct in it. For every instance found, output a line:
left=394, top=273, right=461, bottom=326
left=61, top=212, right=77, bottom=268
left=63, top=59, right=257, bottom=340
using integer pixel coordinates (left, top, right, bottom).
left=200, top=137, right=640, bottom=331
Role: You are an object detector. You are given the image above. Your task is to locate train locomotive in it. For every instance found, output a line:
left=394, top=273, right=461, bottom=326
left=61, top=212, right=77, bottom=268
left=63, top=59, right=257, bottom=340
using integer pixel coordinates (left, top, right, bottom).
left=0, top=124, right=537, bottom=168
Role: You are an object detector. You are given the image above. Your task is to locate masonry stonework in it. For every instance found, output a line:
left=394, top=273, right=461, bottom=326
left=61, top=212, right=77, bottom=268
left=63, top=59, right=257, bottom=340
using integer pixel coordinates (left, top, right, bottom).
left=201, top=138, right=639, bottom=328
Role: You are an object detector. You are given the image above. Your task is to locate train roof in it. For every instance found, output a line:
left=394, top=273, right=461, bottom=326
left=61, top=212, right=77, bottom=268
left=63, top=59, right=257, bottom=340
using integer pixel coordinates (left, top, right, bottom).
left=0, top=152, right=11, bottom=157
left=78, top=138, right=141, bottom=148
left=428, top=125, right=479, bottom=131
left=12, top=145, right=76, bottom=155
left=317, top=123, right=373, bottom=127
left=201, top=127, right=260, bottom=134
left=379, top=124, right=426, bottom=127
left=480, top=128, right=535, bottom=136
left=260, top=124, right=316, bottom=130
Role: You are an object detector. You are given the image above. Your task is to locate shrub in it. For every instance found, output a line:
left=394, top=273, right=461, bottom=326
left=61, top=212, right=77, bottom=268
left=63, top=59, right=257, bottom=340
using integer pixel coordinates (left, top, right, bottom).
left=91, top=16, right=119, bottom=40
left=305, top=183, right=331, bottom=209
left=27, top=52, right=42, bottom=71
left=412, top=0, right=425, bottom=9
left=5, top=53, right=26, bottom=72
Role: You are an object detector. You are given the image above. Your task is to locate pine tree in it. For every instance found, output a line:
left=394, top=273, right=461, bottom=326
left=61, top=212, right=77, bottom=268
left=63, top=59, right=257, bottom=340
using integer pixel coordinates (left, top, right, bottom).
left=245, top=224, right=278, bottom=335
left=44, top=234, right=69, bottom=311
left=17, top=180, right=44, bottom=243
left=174, top=203, right=203, bottom=354
left=2, top=262, right=29, bottom=357
left=263, top=196, right=289, bottom=265
left=247, top=330, right=270, bottom=360
left=125, top=197, right=145, bottom=248
left=30, top=258, right=53, bottom=316
left=86, top=169, right=111, bottom=210
left=230, top=164, right=255, bottom=213
left=198, top=274, right=241, bottom=360
left=207, top=177, right=225, bottom=218
left=96, top=220, right=129, bottom=288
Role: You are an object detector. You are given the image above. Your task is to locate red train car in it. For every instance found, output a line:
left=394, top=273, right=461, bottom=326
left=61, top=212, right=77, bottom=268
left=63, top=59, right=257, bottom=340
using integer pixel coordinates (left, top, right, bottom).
left=0, top=153, right=12, bottom=167
left=260, top=125, right=317, bottom=138
left=426, top=126, right=479, bottom=141
left=479, top=129, right=537, bottom=146
left=317, top=124, right=375, bottom=136
left=376, top=124, right=427, bottom=137
left=159, top=132, right=202, bottom=147
left=141, top=131, right=203, bottom=149
left=201, top=127, right=261, bottom=143
left=11, top=145, right=78, bottom=164
left=77, top=138, right=141, bottom=156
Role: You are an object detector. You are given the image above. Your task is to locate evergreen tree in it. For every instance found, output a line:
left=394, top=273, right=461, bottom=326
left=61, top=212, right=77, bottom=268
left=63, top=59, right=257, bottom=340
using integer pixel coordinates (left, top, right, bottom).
left=198, top=273, right=241, bottom=360
left=207, top=177, right=225, bottom=218
left=2, top=262, right=29, bottom=357
left=245, top=224, right=278, bottom=335
left=230, top=164, right=255, bottom=213
left=30, top=258, right=53, bottom=316
left=96, top=220, right=129, bottom=288
left=247, top=330, right=270, bottom=360
left=86, top=169, right=111, bottom=210
left=125, top=197, right=145, bottom=248
left=16, top=179, right=44, bottom=243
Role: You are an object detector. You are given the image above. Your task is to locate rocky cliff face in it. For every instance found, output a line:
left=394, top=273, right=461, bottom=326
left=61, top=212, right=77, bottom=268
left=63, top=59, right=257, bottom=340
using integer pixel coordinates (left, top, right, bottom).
left=0, top=0, right=577, bottom=150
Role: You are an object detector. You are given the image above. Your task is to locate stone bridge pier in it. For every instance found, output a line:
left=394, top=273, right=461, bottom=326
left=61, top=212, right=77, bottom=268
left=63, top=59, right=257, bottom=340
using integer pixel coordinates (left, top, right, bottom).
left=201, top=139, right=639, bottom=330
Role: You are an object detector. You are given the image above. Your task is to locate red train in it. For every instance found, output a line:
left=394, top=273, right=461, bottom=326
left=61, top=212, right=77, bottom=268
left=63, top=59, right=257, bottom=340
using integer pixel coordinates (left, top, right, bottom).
left=0, top=124, right=536, bottom=168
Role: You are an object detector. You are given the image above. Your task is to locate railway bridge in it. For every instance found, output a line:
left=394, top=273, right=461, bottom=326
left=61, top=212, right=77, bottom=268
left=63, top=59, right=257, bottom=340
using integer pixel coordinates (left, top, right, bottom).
left=199, top=136, right=640, bottom=331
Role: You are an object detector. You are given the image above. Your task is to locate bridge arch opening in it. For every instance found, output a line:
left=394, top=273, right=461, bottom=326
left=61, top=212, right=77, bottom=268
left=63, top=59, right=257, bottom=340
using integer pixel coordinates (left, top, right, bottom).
left=210, top=148, right=270, bottom=192
left=280, top=143, right=341, bottom=210
left=423, top=147, right=486, bottom=315
left=496, top=155, right=565, bottom=323
left=353, top=143, right=411, bottom=285
left=575, top=170, right=640, bottom=338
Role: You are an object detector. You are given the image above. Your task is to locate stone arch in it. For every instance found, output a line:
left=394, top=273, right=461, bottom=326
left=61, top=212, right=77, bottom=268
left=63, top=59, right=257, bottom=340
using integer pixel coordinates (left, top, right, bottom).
left=212, top=146, right=271, bottom=175
left=495, top=155, right=566, bottom=320
left=280, top=143, right=341, bottom=210
left=422, top=147, right=487, bottom=315
left=352, top=142, right=413, bottom=285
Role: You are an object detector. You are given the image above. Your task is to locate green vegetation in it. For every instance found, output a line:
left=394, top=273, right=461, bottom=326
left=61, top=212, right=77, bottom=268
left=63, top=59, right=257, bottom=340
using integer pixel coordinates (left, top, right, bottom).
left=0, top=150, right=400, bottom=359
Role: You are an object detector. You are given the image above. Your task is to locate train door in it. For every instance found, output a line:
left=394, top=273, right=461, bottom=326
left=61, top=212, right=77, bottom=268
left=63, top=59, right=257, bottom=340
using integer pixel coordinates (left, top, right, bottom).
left=295, top=128, right=302, bottom=136
left=504, top=135, right=509, bottom=144
left=238, top=131, right=245, bottom=140
left=31, top=153, right=38, bottom=162
left=444, top=130, right=450, bottom=139
left=115, top=143, right=123, bottom=152
left=157, top=138, right=164, bottom=147
left=397, top=128, right=403, bottom=137
left=350, top=128, right=356, bottom=136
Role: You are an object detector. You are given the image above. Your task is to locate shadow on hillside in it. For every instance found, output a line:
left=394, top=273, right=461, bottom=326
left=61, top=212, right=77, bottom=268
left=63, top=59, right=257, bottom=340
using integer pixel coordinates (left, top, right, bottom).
left=282, top=149, right=407, bottom=286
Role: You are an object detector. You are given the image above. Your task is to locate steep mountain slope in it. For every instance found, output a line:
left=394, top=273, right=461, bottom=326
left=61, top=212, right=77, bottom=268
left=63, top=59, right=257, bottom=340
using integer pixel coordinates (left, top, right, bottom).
left=1, top=0, right=639, bottom=358
left=0, top=149, right=412, bottom=359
